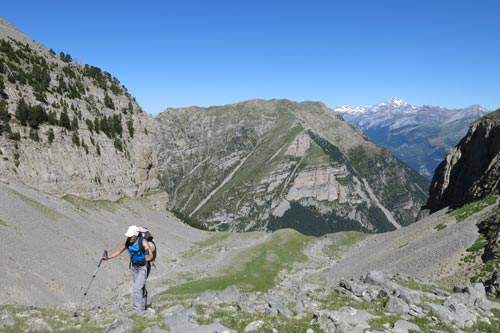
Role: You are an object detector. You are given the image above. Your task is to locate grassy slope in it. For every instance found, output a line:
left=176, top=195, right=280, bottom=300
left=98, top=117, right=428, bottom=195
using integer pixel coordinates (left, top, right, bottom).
left=161, top=229, right=314, bottom=296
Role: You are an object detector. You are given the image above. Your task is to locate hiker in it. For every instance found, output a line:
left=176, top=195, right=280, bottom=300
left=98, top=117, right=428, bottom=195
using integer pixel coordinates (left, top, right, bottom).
left=101, top=225, right=153, bottom=313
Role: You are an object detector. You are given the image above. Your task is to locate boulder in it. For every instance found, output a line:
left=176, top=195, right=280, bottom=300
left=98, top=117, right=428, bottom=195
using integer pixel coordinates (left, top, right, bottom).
left=244, top=320, right=264, bottom=332
left=385, top=296, right=409, bottom=315
left=393, top=319, right=421, bottom=333
left=364, top=271, right=387, bottom=287
left=106, top=317, right=134, bottom=333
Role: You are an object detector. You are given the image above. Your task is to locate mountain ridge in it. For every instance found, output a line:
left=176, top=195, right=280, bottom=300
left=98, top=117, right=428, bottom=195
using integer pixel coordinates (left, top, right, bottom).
left=156, top=99, right=428, bottom=235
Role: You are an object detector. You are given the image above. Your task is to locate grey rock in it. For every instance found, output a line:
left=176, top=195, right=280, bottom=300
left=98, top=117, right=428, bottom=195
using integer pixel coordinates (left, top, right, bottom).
left=464, top=283, right=487, bottom=301
left=393, top=319, right=421, bottom=333
left=398, top=289, right=421, bottom=306
left=265, top=294, right=293, bottom=318
left=408, top=304, right=425, bottom=318
left=217, top=285, right=241, bottom=303
left=106, top=317, right=134, bottom=333
left=195, top=290, right=218, bottom=306
left=25, top=317, right=53, bottom=332
left=423, top=301, right=477, bottom=327
left=164, top=308, right=198, bottom=332
left=160, top=304, right=185, bottom=318
left=364, top=271, right=387, bottom=287
left=339, top=279, right=368, bottom=297
left=195, top=285, right=241, bottom=306
left=385, top=296, right=409, bottom=314
left=333, top=306, right=373, bottom=329
left=244, top=320, right=264, bottom=332
left=432, top=288, right=451, bottom=297
left=294, top=299, right=306, bottom=317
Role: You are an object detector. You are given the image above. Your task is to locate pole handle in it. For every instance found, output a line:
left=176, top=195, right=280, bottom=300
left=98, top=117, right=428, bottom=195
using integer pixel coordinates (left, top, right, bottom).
left=98, top=250, right=108, bottom=268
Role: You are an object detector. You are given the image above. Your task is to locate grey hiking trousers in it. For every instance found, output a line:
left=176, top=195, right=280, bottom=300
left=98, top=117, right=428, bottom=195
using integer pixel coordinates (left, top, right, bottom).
left=132, top=265, right=148, bottom=312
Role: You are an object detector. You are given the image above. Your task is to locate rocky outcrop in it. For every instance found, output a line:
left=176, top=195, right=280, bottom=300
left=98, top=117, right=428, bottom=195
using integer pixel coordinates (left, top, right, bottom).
left=423, top=113, right=500, bottom=214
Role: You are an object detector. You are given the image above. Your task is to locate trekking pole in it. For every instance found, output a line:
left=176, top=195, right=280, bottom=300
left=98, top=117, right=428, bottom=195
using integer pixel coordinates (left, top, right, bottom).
left=74, top=250, right=108, bottom=317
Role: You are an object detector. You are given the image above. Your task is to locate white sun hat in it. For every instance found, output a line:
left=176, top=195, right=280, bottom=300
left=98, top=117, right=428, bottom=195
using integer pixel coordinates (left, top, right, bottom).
left=124, top=225, right=140, bottom=237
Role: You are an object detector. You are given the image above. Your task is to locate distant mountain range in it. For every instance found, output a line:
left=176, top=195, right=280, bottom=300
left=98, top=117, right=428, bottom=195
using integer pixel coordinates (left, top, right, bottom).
left=334, top=98, right=490, bottom=178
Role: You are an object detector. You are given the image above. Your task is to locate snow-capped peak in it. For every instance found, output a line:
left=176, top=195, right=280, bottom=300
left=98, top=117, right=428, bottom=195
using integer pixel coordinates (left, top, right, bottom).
left=372, top=97, right=416, bottom=114
left=332, top=105, right=367, bottom=114
left=334, top=98, right=415, bottom=115
left=387, top=97, right=409, bottom=107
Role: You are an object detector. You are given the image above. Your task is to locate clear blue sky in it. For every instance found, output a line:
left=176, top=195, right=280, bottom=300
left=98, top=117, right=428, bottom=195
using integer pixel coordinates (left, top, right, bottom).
left=2, top=1, right=499, bottom=114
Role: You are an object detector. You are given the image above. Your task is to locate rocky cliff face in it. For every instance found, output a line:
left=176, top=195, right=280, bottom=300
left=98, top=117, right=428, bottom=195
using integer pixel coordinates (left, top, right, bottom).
left=0, top=18, right=159, bottom=200
left=423, top=111, right=500, bottom=214
left=156, top=99, right=429, bottom=235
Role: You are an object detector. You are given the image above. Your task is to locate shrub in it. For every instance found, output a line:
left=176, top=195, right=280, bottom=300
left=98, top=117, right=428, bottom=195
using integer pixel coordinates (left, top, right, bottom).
left=72, top=132, right=80, bottom=146
left=127, top=118, right=134, bottom=138
left=8, top=131, right=20, bottom=141
left=85, top=119, right=94, bottom=132
left=104, top=93, right=115, bottom=110
left=47, top=128, right=54, bottom=144
left=28, top=104, right=47, bottom=129
left=71, top=116, right=79, bottom=130
left=29, top=129, right=40, bottom=141
left=113, top=138, right=123, bottom=152
left=59, top=110, right=71, bottom=130
left=15, top=98, right=29, bottom=126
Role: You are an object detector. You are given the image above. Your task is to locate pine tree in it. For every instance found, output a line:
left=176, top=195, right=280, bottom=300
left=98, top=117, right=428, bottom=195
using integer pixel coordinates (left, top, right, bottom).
left=15, top=98, right=29, bottom=126
left=59, top=109, right=71, bottom=130
left=47, top=128, right=54, bottom=144
left=71, top=116, right=79, bottom=130
left=72, top=132, right=80, bottom=146
left=28, top=104, right=48, bottom=129
left=112, top=114, right=122, bottom=136
left=100, top=116, right=110, bottom=137
left=0, top=100, right=10, bottom=122
left=104, top=93, right=115, bottom=110
left=127, top=119, right=134, bottom=138
left=94, top=117, right=100, bottom=133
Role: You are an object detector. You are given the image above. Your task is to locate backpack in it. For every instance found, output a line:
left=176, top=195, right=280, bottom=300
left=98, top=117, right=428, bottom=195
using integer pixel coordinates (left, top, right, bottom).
left=140, top=230, right=157, bottom=263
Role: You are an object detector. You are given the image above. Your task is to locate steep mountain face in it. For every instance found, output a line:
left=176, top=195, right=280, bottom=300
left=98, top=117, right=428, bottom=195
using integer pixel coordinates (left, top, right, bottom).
left=0, top=18, right=159, bottom=200
left=335, top=98, right=489, bottom=178
left=156, top=99, right=429, bottom=235
left=422, top=110, right=500, bottom=214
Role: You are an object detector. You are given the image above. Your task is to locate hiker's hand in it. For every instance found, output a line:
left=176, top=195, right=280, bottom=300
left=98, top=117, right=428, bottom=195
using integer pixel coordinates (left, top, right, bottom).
left=100, top=255, right=108, bottom=261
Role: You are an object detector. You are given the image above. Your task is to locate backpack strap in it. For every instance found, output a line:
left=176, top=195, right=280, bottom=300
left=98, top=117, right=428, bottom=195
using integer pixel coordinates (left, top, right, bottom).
left=128, top=236, right=145, bottom=270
